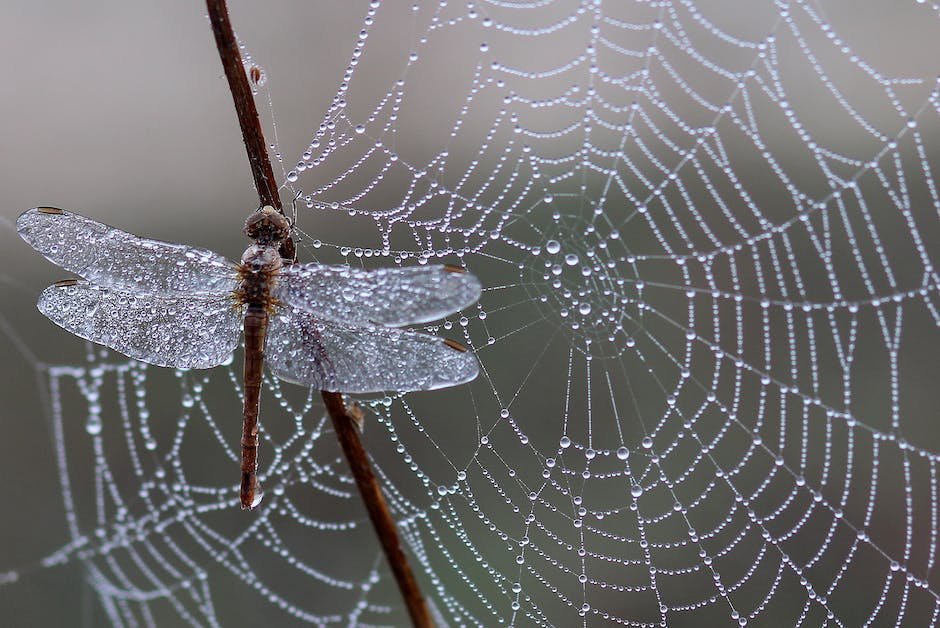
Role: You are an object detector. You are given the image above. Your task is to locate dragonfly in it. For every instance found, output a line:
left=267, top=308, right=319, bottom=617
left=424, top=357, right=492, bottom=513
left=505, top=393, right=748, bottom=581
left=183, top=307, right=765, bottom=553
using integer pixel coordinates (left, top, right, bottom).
left=17, top=206, right=481, bottom=509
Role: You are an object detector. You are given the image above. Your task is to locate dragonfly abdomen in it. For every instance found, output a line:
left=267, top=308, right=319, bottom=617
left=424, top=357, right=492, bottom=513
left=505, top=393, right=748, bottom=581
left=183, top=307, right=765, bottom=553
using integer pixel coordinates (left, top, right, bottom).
left=240, top=301, right=268, bottom=509
left=236, top=246, right=281, bottom=510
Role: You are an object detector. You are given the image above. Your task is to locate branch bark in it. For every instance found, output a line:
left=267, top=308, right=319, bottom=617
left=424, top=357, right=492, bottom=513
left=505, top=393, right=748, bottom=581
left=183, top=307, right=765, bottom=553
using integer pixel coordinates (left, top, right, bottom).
left=206, top=0, right=279, bottom=209
left=205, top=1, right=432, bottom=625
left=322, top=393, right=433, bottom=628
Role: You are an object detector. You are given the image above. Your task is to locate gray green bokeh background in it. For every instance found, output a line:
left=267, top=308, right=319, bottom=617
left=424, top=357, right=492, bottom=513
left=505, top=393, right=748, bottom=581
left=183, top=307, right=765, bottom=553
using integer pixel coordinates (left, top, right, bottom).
left=1, top=1, right=938, bottom=625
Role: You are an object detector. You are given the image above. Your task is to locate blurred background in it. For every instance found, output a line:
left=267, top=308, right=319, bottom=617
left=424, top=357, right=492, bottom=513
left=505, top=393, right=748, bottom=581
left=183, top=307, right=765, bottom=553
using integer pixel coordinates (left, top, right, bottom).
left=1, top=1, right=938, bottom=626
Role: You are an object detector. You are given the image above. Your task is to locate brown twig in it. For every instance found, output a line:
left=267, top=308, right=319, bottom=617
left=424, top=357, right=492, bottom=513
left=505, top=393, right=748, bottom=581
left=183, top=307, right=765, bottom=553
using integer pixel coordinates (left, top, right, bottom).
left=205, top=1, right=432, bottom=625
left=205, top=0, right=295, bottom=260
left=322, top=393, right=433, bottom=628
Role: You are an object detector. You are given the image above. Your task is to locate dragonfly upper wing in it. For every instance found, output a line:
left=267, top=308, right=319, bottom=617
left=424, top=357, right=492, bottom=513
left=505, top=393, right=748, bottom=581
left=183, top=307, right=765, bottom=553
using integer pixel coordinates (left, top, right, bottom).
left=17, top=207, right=238, bottom=296
left=39, top=280, right=241, bottom=369
left=274, top=264, right=481, bottom=327
left=266, top=307, right=479, bottom=393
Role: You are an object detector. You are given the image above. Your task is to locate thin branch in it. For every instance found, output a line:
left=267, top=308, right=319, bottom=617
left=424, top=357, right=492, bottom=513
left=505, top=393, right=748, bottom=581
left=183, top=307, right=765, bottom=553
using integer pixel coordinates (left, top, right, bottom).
left=204, top=1, right=432, bottom=625
left=322, top=393, right=433, bottom=628
left=205, top=0, right=295, bottom=261
left=206, top=0, right=279, bottom=209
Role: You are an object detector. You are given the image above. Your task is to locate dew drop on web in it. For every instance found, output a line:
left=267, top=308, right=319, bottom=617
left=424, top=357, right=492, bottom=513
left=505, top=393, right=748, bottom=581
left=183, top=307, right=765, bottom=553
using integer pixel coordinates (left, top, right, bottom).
left=85, top=415, right=102, bottom=435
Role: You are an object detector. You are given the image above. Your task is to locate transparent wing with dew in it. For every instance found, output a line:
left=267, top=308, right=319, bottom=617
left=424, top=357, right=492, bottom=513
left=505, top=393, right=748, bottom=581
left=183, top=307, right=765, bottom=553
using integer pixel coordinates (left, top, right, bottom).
left=17, top=207, right=238, bottom=296
left=274, top=264, right=481, bottom=327
left=39, top=280, right=241, bottom=368
left=266, top=307, right=479, bottom=393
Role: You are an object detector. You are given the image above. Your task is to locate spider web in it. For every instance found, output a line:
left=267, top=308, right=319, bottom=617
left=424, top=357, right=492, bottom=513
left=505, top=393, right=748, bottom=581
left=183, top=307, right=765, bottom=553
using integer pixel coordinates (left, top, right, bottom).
left=3, top=0, right=940, bottom=626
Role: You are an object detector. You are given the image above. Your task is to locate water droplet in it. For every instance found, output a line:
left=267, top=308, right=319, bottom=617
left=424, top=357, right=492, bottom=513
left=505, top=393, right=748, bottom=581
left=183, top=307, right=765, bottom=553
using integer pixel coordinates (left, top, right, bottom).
left=85, top=416, right=102, bottom=435
left=565, top=253, right=579, bottom=266
left=545, top=240, right=561, bottom=254
left=560, top=436, right=571, bottom=448
left=616, top=447, right=629, bottom=460
left=579, top=303, right=592, bottom=315
left=355, top=124, right=366, bottom=134
left=631, top=485, right=643, bottom=498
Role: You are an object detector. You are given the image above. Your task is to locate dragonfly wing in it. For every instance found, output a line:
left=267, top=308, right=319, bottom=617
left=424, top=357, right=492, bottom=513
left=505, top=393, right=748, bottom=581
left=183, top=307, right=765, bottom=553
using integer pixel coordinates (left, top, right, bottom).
left=274, top=264, right=481, bottom=327
left=39, top=280, right=241, bottom=369
left=266, top=307, right=479, bottom=393
left=17, top=207, right=238, bottom=296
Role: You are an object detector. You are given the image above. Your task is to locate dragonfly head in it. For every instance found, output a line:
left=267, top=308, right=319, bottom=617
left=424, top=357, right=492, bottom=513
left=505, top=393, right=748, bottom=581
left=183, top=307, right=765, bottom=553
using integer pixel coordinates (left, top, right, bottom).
left=244, top=205, right=290, bottom=245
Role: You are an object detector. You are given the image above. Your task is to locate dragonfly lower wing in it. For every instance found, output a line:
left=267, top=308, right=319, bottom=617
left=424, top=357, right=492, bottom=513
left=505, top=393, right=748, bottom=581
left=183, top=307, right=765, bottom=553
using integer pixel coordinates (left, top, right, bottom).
left=39, top=281, right=241, bottom=369
left=266, top=307, right=479, bottom=393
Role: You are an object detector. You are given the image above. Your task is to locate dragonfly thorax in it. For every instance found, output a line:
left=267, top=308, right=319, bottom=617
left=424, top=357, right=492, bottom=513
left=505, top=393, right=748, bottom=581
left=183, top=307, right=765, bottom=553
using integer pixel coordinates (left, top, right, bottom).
left=236, top=244, right=281, bottom=309
left=240, top=244, right=282, bottom=273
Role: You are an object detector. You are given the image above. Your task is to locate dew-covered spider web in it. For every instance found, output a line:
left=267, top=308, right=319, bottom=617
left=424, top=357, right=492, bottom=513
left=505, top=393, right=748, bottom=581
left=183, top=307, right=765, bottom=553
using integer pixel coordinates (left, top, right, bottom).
left=3, top=0, right=940, bottom=626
